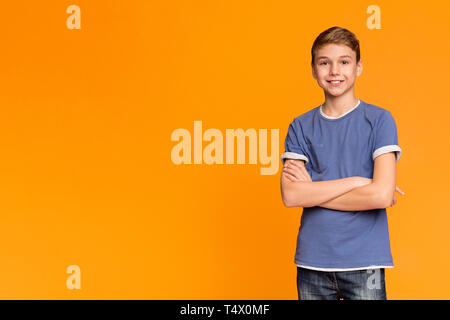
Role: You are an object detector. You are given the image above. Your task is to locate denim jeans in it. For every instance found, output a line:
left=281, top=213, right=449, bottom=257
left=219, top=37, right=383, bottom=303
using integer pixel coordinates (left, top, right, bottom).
left=297, top=267, right=387, bottom=300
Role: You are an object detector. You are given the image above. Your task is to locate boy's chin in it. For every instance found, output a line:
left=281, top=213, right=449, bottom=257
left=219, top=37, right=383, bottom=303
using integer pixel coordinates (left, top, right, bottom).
left=324, top=86, right=353, bottom=97
left=325, top=90, right=346, bottom=97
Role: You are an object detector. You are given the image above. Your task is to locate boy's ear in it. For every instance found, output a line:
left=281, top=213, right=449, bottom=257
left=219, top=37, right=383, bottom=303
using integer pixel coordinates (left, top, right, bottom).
left=311, top=64, right=317, bottom=80
left=356, top=59, right=363, bottom=76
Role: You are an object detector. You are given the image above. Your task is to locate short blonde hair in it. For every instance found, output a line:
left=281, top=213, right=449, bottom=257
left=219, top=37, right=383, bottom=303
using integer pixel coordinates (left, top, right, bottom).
left=311, top=26, right=360, bottom=65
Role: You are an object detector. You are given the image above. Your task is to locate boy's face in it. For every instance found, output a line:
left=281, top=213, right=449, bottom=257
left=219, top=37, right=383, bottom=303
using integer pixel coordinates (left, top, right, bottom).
left=311, top=43, right=362, bottom=98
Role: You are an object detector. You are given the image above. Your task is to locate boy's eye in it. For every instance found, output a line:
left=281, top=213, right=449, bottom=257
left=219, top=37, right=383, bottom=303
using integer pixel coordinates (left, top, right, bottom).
left=319, top=60, right=349, bottom=65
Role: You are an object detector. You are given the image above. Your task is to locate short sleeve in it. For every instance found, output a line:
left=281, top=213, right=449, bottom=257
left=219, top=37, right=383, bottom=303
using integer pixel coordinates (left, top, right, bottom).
left=372, top=111, right=402, bottom=162
left=281, top=121, right=309, bottom=165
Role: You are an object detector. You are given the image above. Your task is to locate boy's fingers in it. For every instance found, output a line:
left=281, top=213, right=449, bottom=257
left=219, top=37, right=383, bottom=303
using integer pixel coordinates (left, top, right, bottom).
left=283, top=164, right=310, bottom=181
left=284, top=160, right=311, bottom=182
left=283, top=166, right=307, bottom=181
left=395, top=186, right=405, bottom=195
left=284, top=162, right=302, bottom=174
left=287, top=160, right=312, bottom=182
left=282, top=171, right=296, bottom=182
left=296, top=163, right=312, bottom=182
left=283, top=166, right=300, bottom=180
left=289, top=160, right=305, bottom=170
left=299, top=165, right=312, bottom=181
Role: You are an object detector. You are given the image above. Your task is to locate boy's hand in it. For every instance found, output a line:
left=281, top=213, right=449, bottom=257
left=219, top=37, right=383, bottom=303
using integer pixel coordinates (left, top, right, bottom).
left=282, top=159, right=311, bottom=182
left=389, top=186, right=405, bottom=207
left=390, top=193, right=397, bottom=207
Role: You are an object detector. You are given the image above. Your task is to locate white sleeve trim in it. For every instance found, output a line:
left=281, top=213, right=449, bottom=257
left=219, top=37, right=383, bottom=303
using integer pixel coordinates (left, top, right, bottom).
left=281, top=152, right=308, bottom=164
left=373, top=145, right=402, bottom=162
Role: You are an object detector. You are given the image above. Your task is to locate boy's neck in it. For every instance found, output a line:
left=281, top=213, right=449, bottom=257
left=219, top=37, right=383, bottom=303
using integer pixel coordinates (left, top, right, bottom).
left=321, top=94, right=359, bottom=118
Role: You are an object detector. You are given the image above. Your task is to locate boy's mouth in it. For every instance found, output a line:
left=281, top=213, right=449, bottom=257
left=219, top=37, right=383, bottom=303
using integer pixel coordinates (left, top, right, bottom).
left=327, top=80, right=344, bottom=86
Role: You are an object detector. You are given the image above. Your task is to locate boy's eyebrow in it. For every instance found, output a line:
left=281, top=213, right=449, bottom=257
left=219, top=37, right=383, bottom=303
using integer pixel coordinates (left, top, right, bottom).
left=317, top=55, right=353, bottom=60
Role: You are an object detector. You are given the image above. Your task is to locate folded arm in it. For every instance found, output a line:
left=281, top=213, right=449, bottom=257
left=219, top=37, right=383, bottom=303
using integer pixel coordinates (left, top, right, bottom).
left=280, top=160, right=367, bottom=208
left=281, top=152, right=397, bottom=210
left=317, top=152, right=397, bottom=210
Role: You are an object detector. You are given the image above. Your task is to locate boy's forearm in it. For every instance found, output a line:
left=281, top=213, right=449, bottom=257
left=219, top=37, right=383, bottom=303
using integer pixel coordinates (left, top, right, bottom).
left=317, top=182, right=387, bottom=211
left=282, top=176, right=359, bottom=208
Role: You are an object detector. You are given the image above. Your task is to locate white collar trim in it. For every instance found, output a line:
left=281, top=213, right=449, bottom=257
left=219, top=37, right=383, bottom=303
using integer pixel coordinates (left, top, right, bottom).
left=320, top=99, right=361, bottom=119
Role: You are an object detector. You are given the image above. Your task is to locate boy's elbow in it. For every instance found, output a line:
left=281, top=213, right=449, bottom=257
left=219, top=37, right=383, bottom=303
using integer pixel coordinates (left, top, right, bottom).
left=284, top=200, right=301, bottom=208
left=282, top=199, right=292, bottom=208
left=282, top=194, right=295, bottom=208
left=281, top=179, right=309, bottom=208
left=374, top=189, right=393, bottom=209
left=282, top=191, right=302, bottom=208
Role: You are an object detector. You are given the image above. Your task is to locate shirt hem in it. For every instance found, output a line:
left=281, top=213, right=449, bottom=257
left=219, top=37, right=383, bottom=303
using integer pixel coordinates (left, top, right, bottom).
left=295, top=261, right=394, bottom=271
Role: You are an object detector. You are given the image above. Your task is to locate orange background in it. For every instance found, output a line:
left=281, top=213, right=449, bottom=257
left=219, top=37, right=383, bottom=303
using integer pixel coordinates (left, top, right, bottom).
left=0, top=0, right=448, bottom=299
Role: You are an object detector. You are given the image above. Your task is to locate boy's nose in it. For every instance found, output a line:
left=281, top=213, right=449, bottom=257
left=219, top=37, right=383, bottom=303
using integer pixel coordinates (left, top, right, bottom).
left=330, top=68, right=340, bottom=75
left=329, top=64, right=341, bottom=75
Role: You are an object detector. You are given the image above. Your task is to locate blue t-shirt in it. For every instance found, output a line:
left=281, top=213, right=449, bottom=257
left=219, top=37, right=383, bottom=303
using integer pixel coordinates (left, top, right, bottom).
left=281, top=99, right=402, bottom=270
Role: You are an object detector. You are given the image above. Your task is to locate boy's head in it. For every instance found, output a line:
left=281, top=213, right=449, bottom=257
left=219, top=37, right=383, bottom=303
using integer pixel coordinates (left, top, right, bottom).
left=311, top=26, right=363, bottom=98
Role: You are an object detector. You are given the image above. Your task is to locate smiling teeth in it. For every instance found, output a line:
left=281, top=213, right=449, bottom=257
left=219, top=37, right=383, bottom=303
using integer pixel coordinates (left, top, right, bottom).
left=330, top=80, right=342, bottom=83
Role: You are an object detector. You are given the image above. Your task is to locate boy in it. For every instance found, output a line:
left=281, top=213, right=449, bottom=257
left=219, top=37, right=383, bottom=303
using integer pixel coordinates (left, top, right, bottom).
left=280, top=26, right=404, bottom=300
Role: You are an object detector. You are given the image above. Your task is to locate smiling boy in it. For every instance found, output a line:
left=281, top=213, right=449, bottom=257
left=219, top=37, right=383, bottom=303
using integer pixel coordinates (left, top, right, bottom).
left=280, top=26, right=403, bottom=300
